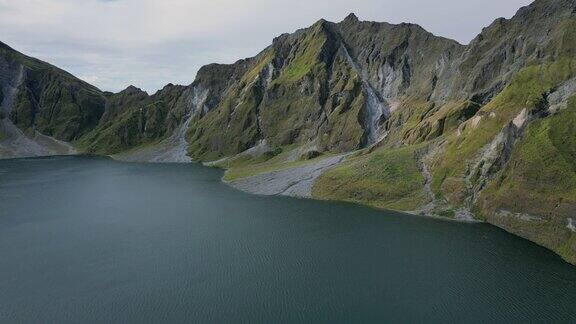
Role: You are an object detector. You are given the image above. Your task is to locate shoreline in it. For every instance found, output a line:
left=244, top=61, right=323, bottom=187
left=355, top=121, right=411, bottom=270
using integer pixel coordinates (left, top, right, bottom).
left=2, top=153, right=574, bottom=266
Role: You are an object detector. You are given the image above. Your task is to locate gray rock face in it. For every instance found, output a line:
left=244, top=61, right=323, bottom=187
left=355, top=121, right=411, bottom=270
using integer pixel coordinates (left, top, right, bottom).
left=451, top=0, right=576, bottom=101
left=338, top=44, right=389, bottom=145
left=113, top=86, right=210, bottom=163
left=0, top=60, right=23, bottom=117
left=568, top=218, right=576, bottom=232
left=335, top=17, right=464, bottom=103
left=548, top=77, right=576, bottom=113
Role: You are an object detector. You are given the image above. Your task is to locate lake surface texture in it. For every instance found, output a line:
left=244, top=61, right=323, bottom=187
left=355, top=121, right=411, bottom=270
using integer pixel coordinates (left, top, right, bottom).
left=1, top=156, right=575, bottom=323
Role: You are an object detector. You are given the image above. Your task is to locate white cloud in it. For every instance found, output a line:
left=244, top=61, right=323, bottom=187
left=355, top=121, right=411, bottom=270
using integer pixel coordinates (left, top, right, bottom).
left=0, top=0, right=533, bottom=93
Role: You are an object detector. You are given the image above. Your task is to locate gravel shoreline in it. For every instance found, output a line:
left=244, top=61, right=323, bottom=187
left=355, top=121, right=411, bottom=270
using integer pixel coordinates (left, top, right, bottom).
left=227, top=154, right=349, bottom=198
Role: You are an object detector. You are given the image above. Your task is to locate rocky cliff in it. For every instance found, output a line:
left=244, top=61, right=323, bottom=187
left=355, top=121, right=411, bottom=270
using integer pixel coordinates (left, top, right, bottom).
left=0, top=0, right=575, bottom=264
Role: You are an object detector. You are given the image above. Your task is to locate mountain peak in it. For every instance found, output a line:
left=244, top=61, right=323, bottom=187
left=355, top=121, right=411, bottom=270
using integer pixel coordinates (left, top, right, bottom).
left=312, top=18, right=328, bottom=27
left=343, top=13, right=359, bottom=23
left=120, top=85, right=146, bottom=95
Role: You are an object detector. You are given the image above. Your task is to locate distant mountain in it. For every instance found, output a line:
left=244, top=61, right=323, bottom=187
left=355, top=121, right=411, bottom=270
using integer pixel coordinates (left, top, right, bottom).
left=1, top=0, right=575, bottom=264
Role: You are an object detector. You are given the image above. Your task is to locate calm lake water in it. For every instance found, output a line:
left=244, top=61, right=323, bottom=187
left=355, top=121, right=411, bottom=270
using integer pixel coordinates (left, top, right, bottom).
left=1, top=156, right=575, bottom=323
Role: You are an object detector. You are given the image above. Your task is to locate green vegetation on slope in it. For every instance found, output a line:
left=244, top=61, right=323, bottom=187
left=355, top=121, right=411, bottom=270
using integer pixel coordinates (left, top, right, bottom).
left=476, top=97, right=576, bottom=263
left=274, top=23, right=329, bottom=83
left=76, top=103, right=162, bottom=154
left=1, top=42, right=106, bottom=141
left=220, top=145, right=337, bottom=182
left=75, top=85, right=189, bottom=155
left=19, top=78, right=105, bottom=140
left=313, top=145, right=427, bottom=211
left=316, top=54, right=366, bottom=151
left=432, top=59, right=576, bottom=205
left=187, top=81, right=262, bottom=161
left=384, top=98, right=478, bottom=146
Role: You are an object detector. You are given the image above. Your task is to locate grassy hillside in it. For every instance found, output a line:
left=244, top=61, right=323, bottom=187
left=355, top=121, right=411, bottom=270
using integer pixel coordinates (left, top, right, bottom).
left=432, top=59, right=576, bottom=206
left=76, top=85, right=189, bottom=155
left=313, top=145, right=427, bottom=211
left=477, top=97, right=576, bottom=263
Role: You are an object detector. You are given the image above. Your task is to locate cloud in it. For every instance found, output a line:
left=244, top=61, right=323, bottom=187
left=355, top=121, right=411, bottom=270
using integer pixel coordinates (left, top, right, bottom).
left=0, top=0, right=533, bottom=93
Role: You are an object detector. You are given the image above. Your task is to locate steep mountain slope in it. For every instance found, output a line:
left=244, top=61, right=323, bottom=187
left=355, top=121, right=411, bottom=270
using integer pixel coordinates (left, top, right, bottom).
left=77, top=60, right=253, bottom=161
left=315, top=0, right=576, bottom=263
left=184, top=16, right=463, bottom=161
left=0, top=0, right=574, bottom=264
left=76, top=84, right=190, bottom=155
left=0, top=41, right=104, bottom=157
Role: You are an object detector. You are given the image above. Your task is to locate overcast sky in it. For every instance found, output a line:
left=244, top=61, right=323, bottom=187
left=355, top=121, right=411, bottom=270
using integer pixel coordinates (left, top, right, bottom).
left=0, top=0, right=533, bottom=93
